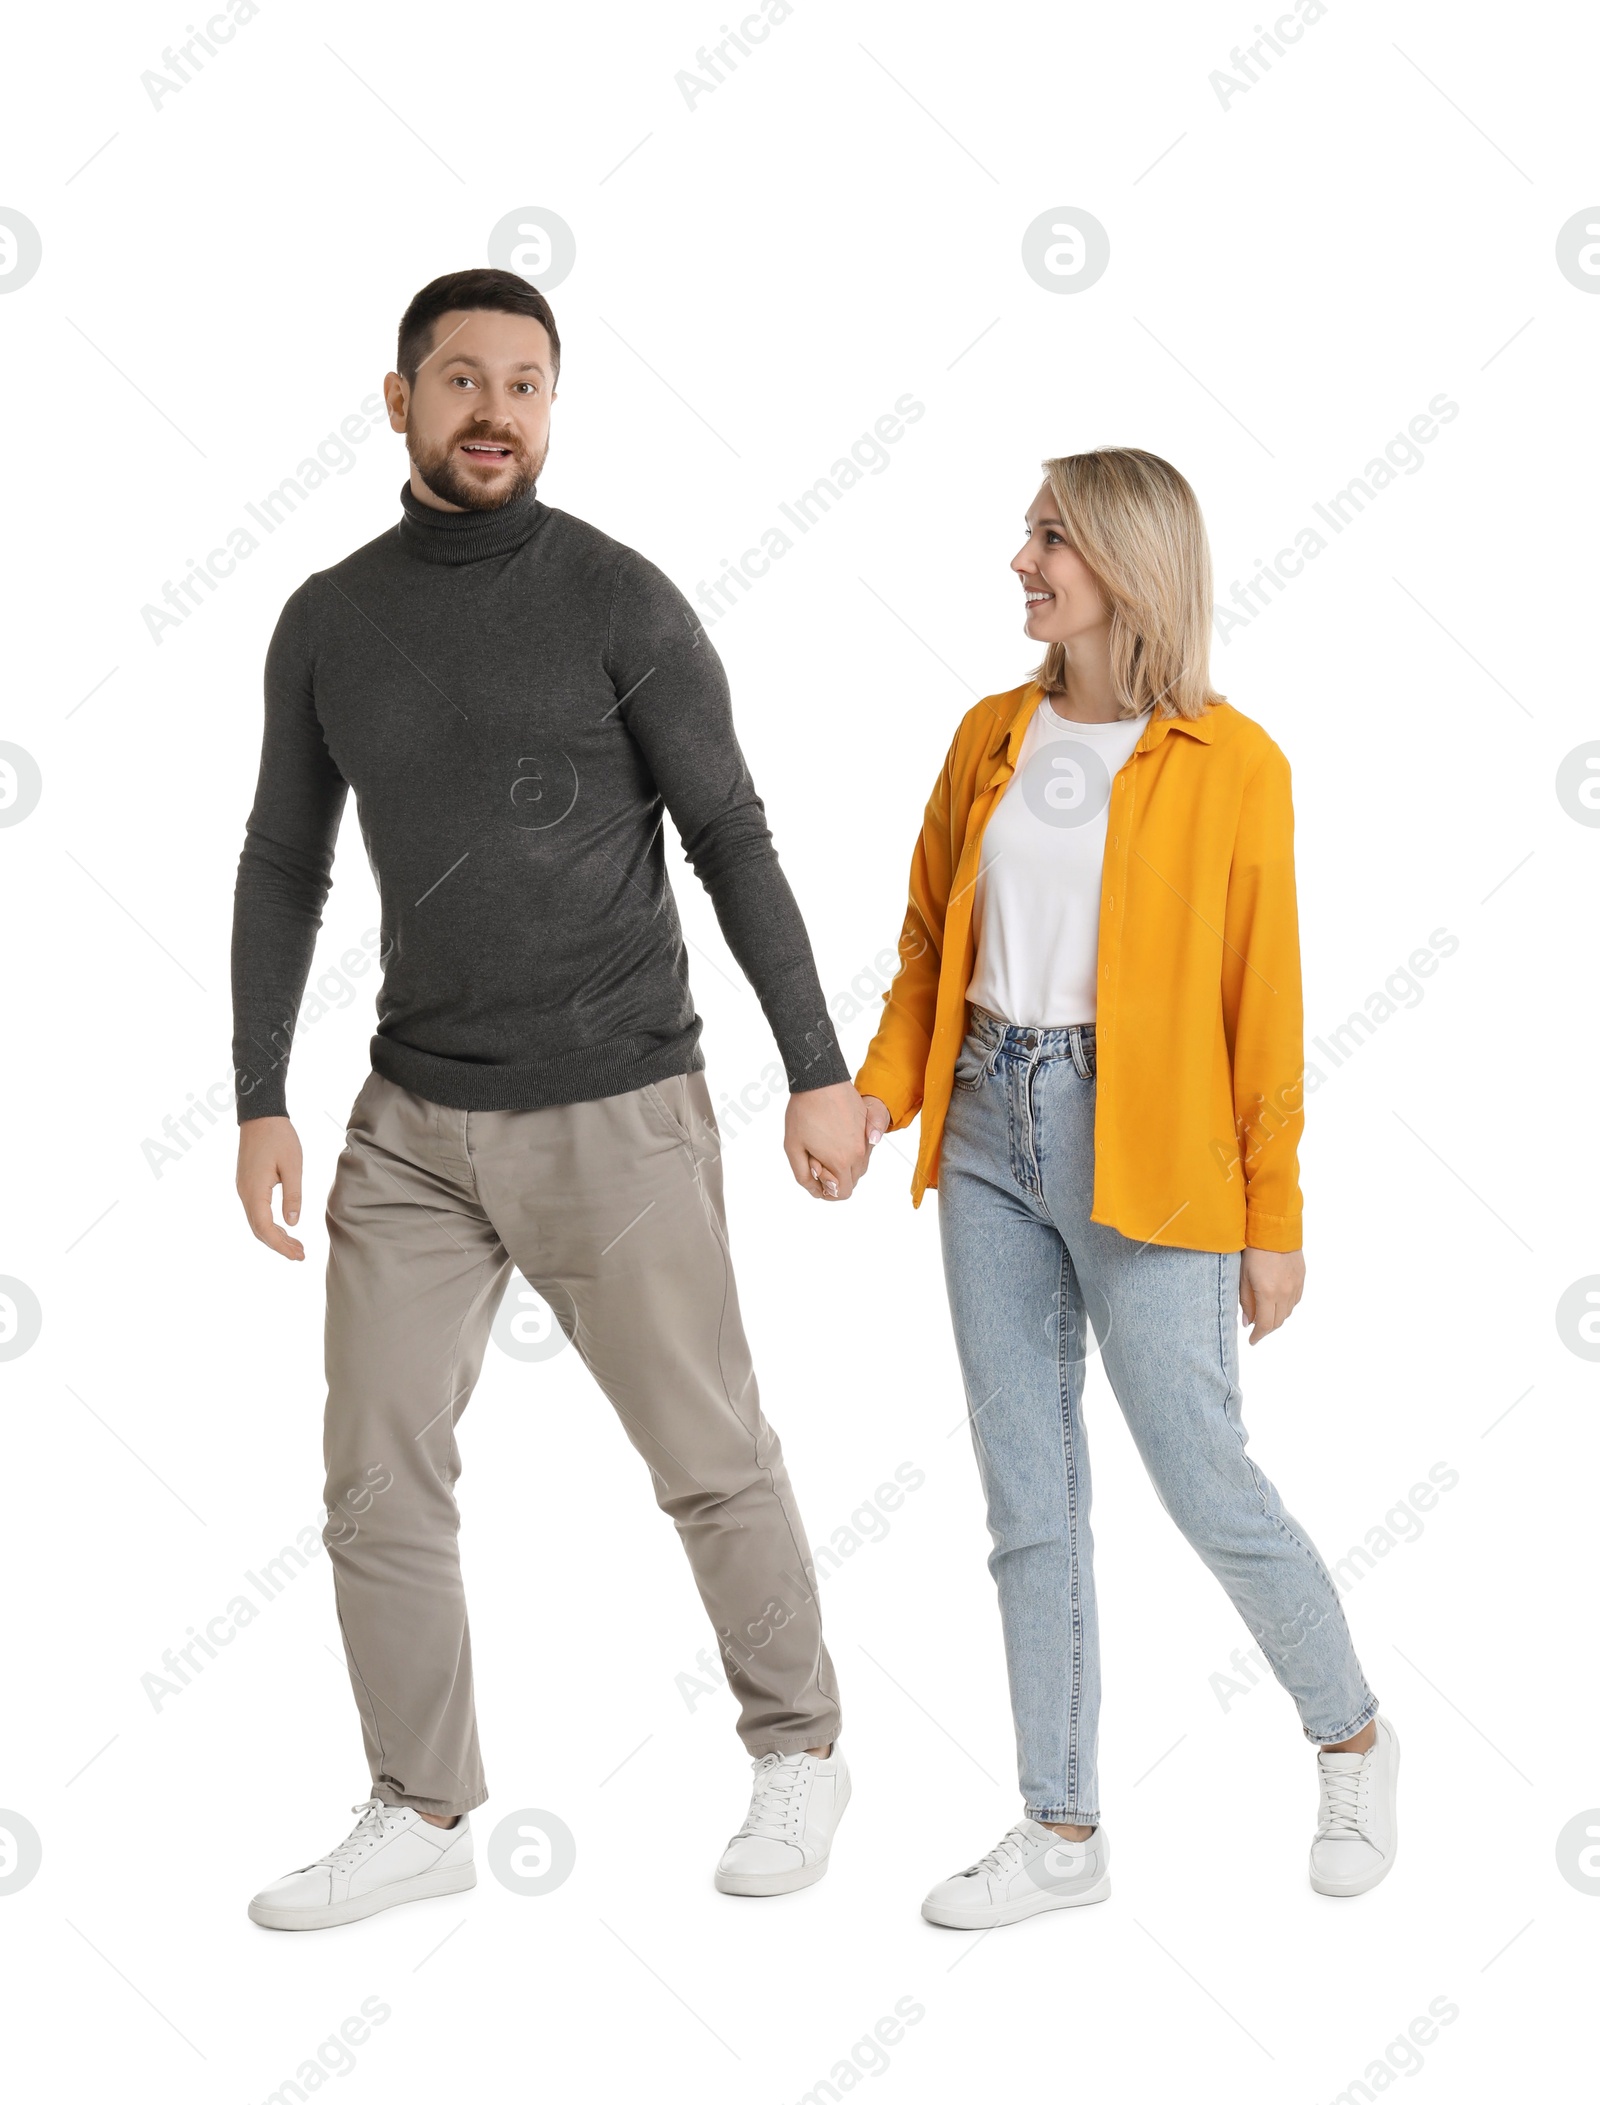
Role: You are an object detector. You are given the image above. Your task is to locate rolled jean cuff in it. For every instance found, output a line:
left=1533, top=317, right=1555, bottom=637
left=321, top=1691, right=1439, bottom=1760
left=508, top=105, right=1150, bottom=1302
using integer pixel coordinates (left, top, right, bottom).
left=1025, top=1805, right=1100, bottom=1826
left=1302, top=1691, right=1380, bottom=1747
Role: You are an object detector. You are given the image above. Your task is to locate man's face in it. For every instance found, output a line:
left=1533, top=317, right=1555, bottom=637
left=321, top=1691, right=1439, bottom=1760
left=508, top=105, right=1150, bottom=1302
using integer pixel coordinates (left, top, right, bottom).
left=385, top=307, right=556, bottom=512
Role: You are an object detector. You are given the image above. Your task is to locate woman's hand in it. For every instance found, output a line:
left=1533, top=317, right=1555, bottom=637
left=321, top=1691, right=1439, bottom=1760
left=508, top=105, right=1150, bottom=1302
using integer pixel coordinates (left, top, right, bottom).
left=1239, top=1247, right=1305, bottom=1345
left=861, top=1096, right=892, bottom=1151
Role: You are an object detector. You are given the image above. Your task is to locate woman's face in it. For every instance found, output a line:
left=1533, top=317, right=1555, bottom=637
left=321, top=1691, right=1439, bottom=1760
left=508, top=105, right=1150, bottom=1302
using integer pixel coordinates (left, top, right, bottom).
left=1013, top=482, right=1109, bottom=647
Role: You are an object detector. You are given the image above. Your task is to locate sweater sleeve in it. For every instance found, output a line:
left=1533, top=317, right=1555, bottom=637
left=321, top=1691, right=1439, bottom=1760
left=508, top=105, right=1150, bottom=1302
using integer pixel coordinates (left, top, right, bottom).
left=230, top=577, right=349, bottom=1121
left=604, top=548, right=849, bottom=1093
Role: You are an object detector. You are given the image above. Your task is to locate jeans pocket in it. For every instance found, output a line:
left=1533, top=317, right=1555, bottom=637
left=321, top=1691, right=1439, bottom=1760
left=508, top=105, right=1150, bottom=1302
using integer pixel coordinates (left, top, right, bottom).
left=952, top=1036, right=992, bottom=1092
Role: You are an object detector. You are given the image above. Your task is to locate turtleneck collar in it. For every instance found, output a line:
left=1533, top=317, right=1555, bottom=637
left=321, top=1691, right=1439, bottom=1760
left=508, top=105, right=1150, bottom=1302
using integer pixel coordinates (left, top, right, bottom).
left=397, top=479, right=548, bottom=566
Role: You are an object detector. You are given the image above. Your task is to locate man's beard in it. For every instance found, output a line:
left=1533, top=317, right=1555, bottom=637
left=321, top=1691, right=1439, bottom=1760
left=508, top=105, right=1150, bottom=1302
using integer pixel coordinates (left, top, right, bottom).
left=409, top=422, right=547, bottom=512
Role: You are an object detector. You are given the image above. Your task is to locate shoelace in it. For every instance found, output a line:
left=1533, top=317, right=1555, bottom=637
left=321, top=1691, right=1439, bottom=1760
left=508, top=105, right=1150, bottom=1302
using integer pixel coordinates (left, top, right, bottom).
left=737, top=1753, right=807, bottom=1836
left=964, top=1825, right=1036, bottom=1879
left=1316, top=1759, right=1365, bottom=1837
left=311, top=1798, right=396, bottom=1871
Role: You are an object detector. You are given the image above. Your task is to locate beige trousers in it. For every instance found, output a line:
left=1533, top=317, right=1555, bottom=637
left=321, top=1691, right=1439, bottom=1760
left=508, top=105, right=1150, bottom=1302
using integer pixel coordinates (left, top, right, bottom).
left=321, top=1068, right=840, bottom=1818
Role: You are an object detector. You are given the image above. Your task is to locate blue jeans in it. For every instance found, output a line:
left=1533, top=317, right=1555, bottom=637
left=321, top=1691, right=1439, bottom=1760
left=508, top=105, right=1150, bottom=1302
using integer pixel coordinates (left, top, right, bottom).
left=937, top=1009, right=1378, bottom=1824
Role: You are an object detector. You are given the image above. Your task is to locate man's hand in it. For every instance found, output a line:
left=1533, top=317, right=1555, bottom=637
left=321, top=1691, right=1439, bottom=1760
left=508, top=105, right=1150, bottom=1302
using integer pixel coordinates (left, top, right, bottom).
left=237, top=1116, right=306, bottom=1260
left=784, top=1083, right=872, bottom=1200
left=1239, top=1246, right=1305, bottom=1345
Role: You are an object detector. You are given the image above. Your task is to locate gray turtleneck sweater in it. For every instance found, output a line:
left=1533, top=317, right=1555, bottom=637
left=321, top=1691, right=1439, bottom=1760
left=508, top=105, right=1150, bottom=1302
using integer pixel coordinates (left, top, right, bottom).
left=230, top=483, right=849, bottom=1121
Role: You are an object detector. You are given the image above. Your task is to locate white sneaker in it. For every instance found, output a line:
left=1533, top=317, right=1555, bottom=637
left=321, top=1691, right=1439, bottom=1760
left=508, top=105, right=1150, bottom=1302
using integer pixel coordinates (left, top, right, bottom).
left=715, top=1746, right=850, bottom=1895
left=1310, top=1714, right=1399, bottom=1897
left=922, top=1820, right=1110, bottom=1930
left=248, top=1798, right=476, bottom=1931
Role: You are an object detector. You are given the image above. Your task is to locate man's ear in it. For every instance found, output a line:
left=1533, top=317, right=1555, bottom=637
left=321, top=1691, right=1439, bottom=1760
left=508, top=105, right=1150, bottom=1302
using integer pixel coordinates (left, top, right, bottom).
left=382, top=371, right=408, bottom=431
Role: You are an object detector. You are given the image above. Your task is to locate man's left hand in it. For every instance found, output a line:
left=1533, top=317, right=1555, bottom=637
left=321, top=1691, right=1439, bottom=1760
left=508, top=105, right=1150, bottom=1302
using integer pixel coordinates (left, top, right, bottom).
left=784, top=1083, right=872, bottom=1201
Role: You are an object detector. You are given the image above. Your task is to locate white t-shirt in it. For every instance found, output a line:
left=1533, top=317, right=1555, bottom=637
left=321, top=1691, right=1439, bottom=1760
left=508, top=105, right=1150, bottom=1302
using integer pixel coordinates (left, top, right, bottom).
left=965, top=699, right=1150, bottom=1028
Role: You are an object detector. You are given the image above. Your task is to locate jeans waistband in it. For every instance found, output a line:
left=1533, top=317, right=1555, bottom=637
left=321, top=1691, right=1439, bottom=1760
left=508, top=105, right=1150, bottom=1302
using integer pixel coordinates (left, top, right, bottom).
left=968, top=1006, right=1096, bottom=1058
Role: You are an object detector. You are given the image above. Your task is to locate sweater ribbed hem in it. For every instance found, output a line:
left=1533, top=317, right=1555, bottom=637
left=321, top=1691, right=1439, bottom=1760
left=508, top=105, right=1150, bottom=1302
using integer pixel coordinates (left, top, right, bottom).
left=368, top=1026, right=707, bottom=1115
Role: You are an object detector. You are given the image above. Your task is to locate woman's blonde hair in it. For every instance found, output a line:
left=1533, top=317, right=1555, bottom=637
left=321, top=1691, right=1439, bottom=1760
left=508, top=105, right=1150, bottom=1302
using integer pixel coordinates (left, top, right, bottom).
left=1032, top=448, right=1223, bottom=720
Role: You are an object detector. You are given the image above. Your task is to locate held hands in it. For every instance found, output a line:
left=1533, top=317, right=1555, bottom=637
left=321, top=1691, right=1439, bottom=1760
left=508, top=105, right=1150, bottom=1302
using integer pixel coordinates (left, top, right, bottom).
left=1239, top=1246, right=1305, bottom=1344
left=236, top=1116, right=306, bottom=1260
left=783, top=1083, right=891, bottom=1201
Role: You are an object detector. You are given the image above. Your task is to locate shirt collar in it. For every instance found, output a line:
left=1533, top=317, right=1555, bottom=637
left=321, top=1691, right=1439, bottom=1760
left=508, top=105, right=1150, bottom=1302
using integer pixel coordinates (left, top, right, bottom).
left=983, top=682, right=1221, bottom=768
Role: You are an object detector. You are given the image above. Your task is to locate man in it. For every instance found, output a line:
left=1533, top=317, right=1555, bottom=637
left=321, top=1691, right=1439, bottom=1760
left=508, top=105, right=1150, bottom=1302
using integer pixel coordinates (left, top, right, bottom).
left=233, top=268, right=868, bottom=1930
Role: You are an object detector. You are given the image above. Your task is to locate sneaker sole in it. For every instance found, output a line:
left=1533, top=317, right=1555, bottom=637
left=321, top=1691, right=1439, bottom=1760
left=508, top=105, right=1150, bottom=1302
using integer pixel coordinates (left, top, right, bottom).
left=714, top=1767, right=850, bottom=1897
left=1309, top=1859, right=1394, bottom=1898
left=922, top=1874, right=1111, bottom=1930
left=1310, top=1723, right=1400, bottom=1898
left=248, top=1860, right=476, bottom=1931
left=715, top=1856, right=831, bottom=1897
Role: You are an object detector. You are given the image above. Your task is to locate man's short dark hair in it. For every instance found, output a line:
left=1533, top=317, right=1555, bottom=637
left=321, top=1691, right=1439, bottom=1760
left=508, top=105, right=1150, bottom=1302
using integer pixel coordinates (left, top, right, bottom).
left=396, top=269, right=561, bottom=386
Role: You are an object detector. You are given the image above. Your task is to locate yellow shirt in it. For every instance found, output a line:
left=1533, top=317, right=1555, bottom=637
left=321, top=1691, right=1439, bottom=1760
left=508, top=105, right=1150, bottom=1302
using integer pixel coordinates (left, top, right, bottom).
left=855, top=682, right=1305, bottom=1254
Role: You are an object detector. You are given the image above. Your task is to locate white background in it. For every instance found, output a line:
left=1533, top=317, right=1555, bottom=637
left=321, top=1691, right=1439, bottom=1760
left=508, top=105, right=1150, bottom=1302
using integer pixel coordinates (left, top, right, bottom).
left=2, top=0, right=1596, bottom=2097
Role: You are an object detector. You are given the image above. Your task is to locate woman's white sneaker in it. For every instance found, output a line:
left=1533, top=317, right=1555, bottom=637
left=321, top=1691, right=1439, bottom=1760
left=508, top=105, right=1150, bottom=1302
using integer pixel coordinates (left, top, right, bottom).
left=922, top=1821, right=1110, bottom=1930
left=247, top=1798, right=476, bottom=1931
left=715, top=1746, right=850, bottom=1895
left=1310, top=1714, right=1399, bottom=1897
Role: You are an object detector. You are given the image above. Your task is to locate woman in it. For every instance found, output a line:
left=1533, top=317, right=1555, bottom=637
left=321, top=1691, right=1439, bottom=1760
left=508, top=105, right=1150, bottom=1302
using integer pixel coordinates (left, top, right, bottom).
left=854, top=449, right=1397, bottom=1929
